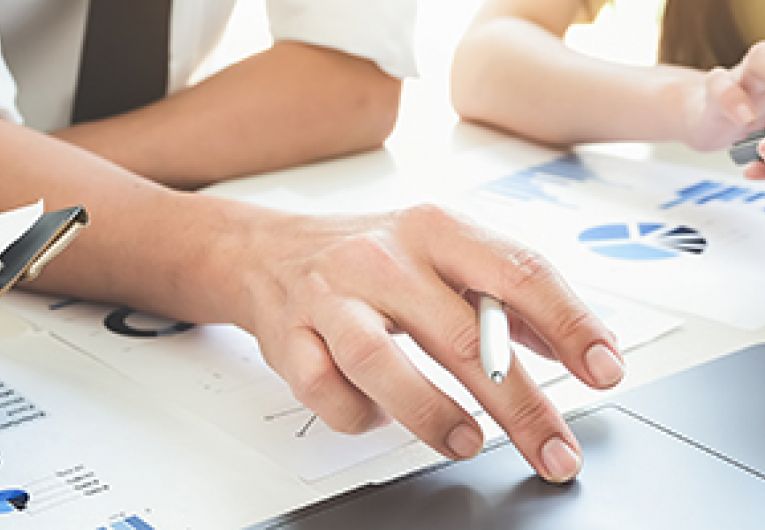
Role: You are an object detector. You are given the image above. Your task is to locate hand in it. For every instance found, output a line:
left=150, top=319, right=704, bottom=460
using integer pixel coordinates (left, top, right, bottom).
left=222, top=204, right=623, bottom=483
left=743, top=139, right=765, bottom=180
left=679, top=42, right=765, bottom=155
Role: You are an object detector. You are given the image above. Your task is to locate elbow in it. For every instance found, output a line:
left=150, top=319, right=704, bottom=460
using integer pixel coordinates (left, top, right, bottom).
left=450, top=30, right=493, bottom=125
left=450, top=26, right=573, bottom=148
left=450, top=54, right=475, bottom=123
left=351, top=71, right=402, bottom=148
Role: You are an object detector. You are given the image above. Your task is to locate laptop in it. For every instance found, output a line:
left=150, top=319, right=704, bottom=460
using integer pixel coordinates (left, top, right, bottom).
left=250, top=343, right=765, bottom=529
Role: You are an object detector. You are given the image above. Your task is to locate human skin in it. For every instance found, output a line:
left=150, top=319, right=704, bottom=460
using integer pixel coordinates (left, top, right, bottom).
left=55, top=41, right=402, bottom=188
left=2, top=40, right=623, bottom=484
left=451, top=0, right=765, bottom=178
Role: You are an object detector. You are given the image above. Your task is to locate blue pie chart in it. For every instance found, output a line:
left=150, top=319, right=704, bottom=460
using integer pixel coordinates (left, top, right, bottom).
left=578, top=222, right=707, bottom=261
left=0, top=489, right=29, bottom=514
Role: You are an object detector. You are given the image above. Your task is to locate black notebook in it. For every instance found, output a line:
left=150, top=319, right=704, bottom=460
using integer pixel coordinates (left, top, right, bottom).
left=0, top=206, right=88, bottom=296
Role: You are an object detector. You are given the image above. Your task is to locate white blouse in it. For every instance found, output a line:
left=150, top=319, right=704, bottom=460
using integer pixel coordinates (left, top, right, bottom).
left=0, top=0, right=417, bottom=132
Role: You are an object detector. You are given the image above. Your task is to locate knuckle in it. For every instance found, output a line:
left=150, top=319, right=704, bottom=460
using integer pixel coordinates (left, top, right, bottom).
left=747, top=42, right=765, bottom=64
left=402, top=203, right=459, bottom=229
left=292, top=355, right=337, bottom=403
left=705, top=67, right=731, bottom=95
left=551, top=307, right=595, bottom=344
left=337, top=329, right=391, bottom=375
left=500, top=246, right=554, bottom=292
left=449, top=321, right=481, bottom=364
left=339, top=233, right=403, bottom=282
left=292, top=270, right=332, bottom=305
left=335, top=407, right=382, bottom=435
left=405, top=394, right=443, bottom=433
left=504, top=392, right=551, bottom=434
left=706, top=66, right=729, bottom=86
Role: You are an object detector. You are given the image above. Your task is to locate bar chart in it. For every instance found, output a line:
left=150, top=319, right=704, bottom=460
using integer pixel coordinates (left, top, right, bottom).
left=98, top=515, right=155, bottom=530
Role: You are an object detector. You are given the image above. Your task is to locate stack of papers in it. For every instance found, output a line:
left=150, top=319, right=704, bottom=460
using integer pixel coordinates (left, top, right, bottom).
left=0, top=285, right=680, bottom=489
left=454, top=148, right=765, bottom=329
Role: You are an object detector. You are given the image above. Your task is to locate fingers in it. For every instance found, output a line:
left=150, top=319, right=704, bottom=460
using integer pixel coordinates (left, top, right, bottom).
left=463, top=289, right=554, bottom=359
left=259, top=205, right=621, bottom=479
left=494, top=358, right=582, bottom=483
left=706, top=67, right=756, bottom=126
left=386, top=277, right=581, bottom=481
left=305, top=276, right=484, bottom=460
left=265, top=326, right=386, bottom=434
left=745, top=163, right=765, bottom=180
left=410, top=206, right=623, bottom=391
left=743, top=141, right=765, bottom=180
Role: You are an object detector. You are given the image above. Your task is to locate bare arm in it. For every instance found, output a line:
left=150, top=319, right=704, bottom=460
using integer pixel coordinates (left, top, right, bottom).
left=0, top=118, right=264, bottom=323
left=451, top=0, right=762, bottom=149
left=54, top=42, right=402, bottom=189
left=2, top=118, right=622, bottom=483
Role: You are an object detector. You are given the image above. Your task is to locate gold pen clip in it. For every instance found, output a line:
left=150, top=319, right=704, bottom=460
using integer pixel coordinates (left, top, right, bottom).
left=23, top=221, right=86, bottom=281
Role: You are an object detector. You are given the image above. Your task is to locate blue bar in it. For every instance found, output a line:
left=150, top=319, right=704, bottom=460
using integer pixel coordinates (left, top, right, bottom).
left=660, top=180, right=722, bottom=209
left=696, top=186, right=748, bottom=204
left=534, top=154, right=599, bottom=182
left=110, top=522, right=133, bottom=530
left=745, top=191, right=765, bottom=203
left=125, top=516, right=155, bottom=530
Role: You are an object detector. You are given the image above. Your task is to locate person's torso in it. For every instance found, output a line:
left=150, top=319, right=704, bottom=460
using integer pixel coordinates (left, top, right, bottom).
left=0, top=0, right=237, bottom=132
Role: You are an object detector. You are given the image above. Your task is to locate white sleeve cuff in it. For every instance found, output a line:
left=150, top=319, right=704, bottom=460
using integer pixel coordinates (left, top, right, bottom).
left=266, top=0, right=418, bottom=79
left=0, top=44, right=22, bottom=124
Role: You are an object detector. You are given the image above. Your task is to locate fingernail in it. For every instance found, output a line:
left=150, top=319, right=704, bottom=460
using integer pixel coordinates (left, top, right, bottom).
left=446, top=423, right=483, bottom=459
left=736, top=103, right=756, bottom=124
left=586, top=343, right=624, bottom=387
left=541, top=437, right=582, bottom=483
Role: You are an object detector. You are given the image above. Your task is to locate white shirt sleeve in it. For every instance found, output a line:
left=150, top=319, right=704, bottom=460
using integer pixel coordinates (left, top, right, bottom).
left=266, top=0, right=418, bottom=79
left=0, top=39, right=22, bottom=124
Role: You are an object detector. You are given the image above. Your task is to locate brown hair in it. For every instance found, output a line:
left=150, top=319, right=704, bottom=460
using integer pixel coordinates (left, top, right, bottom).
left=660, top=0, right=748, bottom=70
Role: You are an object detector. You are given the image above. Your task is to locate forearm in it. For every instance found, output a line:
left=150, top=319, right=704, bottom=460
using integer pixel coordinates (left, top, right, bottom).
left=1, top=119, right=267, bottom=325
left=54, top=42, right=401, bottom=189
left=451, top=16, right=702, bottom=146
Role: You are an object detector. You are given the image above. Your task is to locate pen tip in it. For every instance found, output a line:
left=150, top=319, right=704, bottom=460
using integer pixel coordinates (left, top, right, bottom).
left=490, top=372, right=505, bottom=384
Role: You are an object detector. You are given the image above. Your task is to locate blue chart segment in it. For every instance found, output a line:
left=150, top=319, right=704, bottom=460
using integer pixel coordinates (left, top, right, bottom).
left=661, top=179, right=765, bottom=210
left=579, top=222, right=707, bottom=261
left=98, top=515, right=155, bottom=530
left=0, top=489, right=29, bottom=515
left=483, top=154, right=604, bottom=208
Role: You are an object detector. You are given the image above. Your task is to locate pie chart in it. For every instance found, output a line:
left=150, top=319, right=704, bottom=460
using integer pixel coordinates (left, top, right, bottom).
left=578, top=222, right=707, bottom=261
left=0, top=489, right=29, bottom=514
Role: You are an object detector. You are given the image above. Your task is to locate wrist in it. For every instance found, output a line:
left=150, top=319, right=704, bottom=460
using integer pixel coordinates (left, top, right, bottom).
left=653, top=68, right=707, bottom=146
left=179, top=192, right=295, bottom=330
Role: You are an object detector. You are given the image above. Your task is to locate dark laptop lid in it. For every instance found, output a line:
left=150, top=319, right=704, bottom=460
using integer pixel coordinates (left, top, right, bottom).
left=250, top=344, right=765, bottom=530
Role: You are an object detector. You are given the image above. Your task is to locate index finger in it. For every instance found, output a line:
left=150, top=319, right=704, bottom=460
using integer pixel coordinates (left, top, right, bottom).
left=409, top=206, right=623, bottom=390
left=743, top=140, right=765, bottom=179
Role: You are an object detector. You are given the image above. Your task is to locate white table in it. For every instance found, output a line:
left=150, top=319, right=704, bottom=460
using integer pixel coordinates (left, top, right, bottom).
left=202, top=75, right=765, bottom=516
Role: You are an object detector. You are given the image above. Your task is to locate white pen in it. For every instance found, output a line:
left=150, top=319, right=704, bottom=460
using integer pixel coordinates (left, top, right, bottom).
left=479, top=295, right=514, bottom=384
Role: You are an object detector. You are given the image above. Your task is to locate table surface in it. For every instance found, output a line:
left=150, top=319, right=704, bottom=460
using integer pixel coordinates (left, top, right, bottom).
left=200, top=67, right=765, bottom=519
